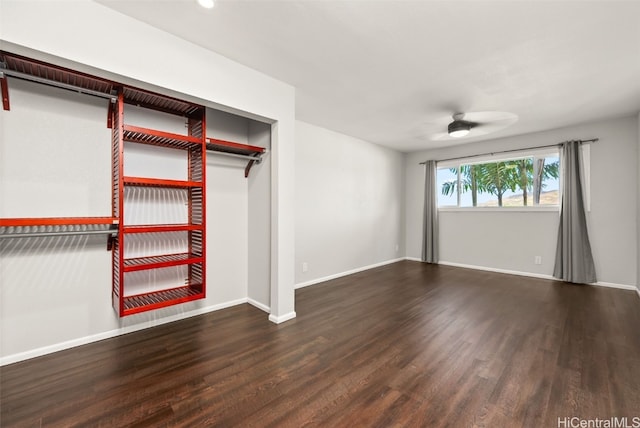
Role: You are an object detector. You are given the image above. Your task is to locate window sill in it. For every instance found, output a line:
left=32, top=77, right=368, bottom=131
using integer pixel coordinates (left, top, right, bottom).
left=438, top=206, right=560, bottom=213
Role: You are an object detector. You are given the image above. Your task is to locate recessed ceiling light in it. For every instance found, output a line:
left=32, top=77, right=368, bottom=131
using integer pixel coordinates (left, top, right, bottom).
left=197, top=0, right=215, bottom=9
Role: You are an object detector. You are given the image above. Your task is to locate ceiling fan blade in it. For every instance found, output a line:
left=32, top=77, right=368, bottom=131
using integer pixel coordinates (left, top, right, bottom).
left=421, top=114, right=455, bottom=127
left=469, top=115, right=518, bottom=136
left=431, top=132, right=451, bottom=141
left=464, top=111, right=518, bottom=124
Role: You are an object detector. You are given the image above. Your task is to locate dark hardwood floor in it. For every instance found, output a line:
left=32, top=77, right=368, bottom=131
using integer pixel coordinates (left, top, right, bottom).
left=2, top=261, right=639, bottom=427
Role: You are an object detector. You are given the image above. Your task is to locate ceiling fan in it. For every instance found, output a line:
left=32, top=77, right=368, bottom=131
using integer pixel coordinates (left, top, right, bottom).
left=426, top=111, right=518, bottom=141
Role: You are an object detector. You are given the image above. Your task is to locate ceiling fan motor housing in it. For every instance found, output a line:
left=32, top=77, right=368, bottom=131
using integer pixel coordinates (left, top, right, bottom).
left=448, top=119, right=474, bottom=135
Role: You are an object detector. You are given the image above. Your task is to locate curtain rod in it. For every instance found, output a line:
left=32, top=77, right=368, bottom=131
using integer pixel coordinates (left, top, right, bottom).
left=419, top=138, right=599, bottom=165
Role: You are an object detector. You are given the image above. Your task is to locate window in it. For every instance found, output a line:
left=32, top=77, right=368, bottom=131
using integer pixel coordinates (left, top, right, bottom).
left=437, top=148, right=560, bottom=208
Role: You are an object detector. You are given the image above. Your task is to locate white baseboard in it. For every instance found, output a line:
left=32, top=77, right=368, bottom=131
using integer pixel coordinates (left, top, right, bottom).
left=1, top=298, right=249, bottom=367
left=405, top=257, right=422, bottom=262
left=637, top=288, right=640, bottom=299
left=247, top=298, right=270, bottom=313
left=435, top=260, right=637, bottom=291
left=437, top=261, right=555, bottom=280
left=295, top=257, right=406, bottom=289
left=268, top=311, right=297, bottom=324
left=593, top=281, right=638, bottom=291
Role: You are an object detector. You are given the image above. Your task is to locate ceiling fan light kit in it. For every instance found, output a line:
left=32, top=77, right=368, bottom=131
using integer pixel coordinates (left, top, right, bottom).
left=447, top=120, right=472, bottom=138
left=197, top=0, right=215, bottom=9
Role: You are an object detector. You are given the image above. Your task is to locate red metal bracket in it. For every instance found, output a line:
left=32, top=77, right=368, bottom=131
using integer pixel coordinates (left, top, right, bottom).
left=1, top=76, right=10, bottom=111
left=107, top=99, right=114, bottom=129
left=106, top=234, right=115, bottom=251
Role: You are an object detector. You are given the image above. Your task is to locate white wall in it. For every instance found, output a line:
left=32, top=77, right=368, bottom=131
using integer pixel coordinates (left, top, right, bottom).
left=206, top=109, right=252, bottom=305
left=206, top=110, right=274, bottom=309
left=0, top=79, right=112, bottom=218
left=405, top=116, right=638, bottom=288
left=248, top=121, right=272, bottom=309
left=0, top=0, right=295, bottom=363
left=637, top=112, right=640, bottom=293
left=295, top=121, right=405, bottom=286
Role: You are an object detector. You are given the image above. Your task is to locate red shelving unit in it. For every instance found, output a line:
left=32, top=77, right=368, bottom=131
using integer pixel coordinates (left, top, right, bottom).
left=123, top=177, right=204, bottom=188
left=1, top=51, right=217, bottom=316
left=123, top=253, right=204, bottom=271
left=123, top=287, right=203, bottom=313
left=112, top=89, right=207, bottom=317
left=0, top=51, right=117, bottom=112
left=123, top=125, right=202, bottom=149
left=123, top=224, right=201, bottom=234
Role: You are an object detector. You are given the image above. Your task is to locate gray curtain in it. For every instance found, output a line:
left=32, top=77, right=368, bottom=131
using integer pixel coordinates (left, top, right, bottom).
left=553, top=141, right=597, bottom=283
left=422, top=160, right=438, bottom=263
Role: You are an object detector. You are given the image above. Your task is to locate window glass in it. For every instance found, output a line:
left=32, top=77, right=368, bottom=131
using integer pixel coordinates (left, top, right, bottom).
left=536, top=155, right=560, bottom=206
left=436, top=167, right=458, bottom=207
left=436, top=150, right=560, bottom=208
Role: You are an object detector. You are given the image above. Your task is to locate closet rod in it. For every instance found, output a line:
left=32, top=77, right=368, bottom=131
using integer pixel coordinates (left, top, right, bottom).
left=206, top=150, right=263, bottom=163
left=0, top=229, right=117, bottom=239
left=419, top=138, right=599, bottom=165
left=0, top=69, right=116, bottom=101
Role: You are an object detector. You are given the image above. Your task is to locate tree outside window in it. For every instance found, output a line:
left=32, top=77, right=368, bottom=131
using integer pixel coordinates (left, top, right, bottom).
left=437, top=153, right=560, bottom=207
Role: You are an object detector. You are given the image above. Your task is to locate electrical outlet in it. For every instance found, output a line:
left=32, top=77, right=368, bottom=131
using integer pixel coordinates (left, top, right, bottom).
left=534, top=256, right=542, bottom=265
left=302, top=262, right=308, bottom=273
left=395, top=244, right=399, bottom=252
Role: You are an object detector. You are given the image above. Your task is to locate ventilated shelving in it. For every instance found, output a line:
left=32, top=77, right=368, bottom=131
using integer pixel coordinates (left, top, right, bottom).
left=206, top=138, right=266, bottom=177
left=0, top=217, right=118, bottom=240
left=0, top=51, right=119, bottom=243
left=111, top=88, right=207, bottom=316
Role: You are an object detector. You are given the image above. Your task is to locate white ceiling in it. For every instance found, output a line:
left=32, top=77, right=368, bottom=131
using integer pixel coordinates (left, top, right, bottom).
left=97, top=0, right=640, bottom=152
